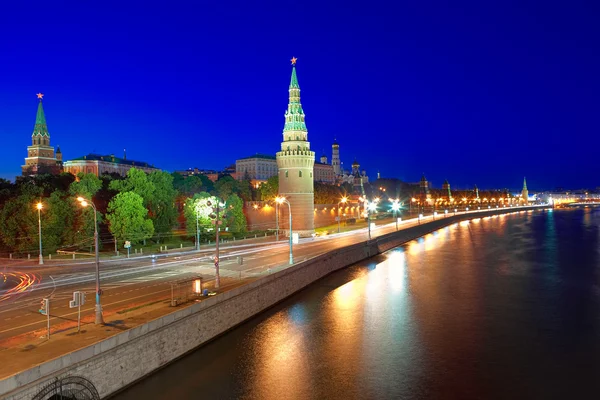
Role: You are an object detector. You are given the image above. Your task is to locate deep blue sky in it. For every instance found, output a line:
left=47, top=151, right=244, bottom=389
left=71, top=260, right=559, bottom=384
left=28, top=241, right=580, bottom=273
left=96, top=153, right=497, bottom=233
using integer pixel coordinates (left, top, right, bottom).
left=0, top=1, right=598, bottom=190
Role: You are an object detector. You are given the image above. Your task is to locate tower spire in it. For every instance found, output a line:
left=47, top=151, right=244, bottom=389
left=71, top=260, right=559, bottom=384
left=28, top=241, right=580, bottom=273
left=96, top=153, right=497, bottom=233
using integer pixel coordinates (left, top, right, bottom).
left=32, top=95, right=49, bottom=138
left=276, top=57, right=315, bottom=236
left=523, top=177, right=527, bottom=190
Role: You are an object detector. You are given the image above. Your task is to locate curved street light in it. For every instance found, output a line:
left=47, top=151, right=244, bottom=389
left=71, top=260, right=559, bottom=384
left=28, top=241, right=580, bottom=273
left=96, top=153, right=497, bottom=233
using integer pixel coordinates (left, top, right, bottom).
left=76, top=196, right=104, bottom=325
left=36, top=202, right=43, bottom=265
left=276, top=196, right=293, bottom=265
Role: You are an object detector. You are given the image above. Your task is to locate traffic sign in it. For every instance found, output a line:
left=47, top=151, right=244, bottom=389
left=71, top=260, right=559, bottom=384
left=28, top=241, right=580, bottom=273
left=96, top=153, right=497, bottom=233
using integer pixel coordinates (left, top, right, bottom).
left=39, top=298, right=49, bottom=315
left=124, top=241, right=131, bottom=249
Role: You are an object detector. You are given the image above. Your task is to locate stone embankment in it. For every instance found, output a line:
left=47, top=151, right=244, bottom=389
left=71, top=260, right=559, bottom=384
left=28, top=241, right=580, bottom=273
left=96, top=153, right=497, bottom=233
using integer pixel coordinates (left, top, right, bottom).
left=0, top=206, right=546, bottom=399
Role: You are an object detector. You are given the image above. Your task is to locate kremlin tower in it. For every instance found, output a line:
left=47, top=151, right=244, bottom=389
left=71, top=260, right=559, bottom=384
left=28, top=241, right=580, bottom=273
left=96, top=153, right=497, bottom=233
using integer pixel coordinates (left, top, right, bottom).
left=331, top=139, right=341, bottom=175
left=22, top=93, right=62, bottom=175
left=521, top=177, right=529, bottom=204
left=276, top=58, right=315, bottom=237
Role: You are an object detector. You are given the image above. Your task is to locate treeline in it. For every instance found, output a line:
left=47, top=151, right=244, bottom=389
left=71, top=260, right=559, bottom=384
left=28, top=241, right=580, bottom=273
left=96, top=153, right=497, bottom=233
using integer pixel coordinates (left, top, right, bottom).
left=0, top=170, right=362, bottom=255
left=0, top=171, right=254, bottom=255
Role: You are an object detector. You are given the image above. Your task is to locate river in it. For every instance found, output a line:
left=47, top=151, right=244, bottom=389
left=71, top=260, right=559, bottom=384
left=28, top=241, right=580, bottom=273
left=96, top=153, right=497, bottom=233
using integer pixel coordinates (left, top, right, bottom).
left=114, top=208, right=600, bottom=399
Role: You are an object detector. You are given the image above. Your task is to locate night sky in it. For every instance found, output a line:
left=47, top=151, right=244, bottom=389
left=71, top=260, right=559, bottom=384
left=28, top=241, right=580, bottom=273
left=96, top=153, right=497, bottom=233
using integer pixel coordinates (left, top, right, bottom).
left=1, top=1, right=598, bottom=190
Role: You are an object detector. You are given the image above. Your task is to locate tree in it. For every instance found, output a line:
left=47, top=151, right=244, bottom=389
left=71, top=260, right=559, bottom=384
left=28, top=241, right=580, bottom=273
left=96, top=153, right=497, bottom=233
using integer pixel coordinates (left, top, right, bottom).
left=172, top=173, right=214, bottom=196
left=259, top=176, right=279, bottom=201
left=0, top=193, right=38, bottom=253
left=184, top=192, right=217, bottom=237
left=69, top=173, right=102, bottom=199
left=109, top=168, right=155, bottom=207
left=107, top=192, right=154, bottom=244
left=148, top=171, right=178, bottom=242
left=225, top=194, right=247, bottom=233
left=213, top=176, right=237, bottom=200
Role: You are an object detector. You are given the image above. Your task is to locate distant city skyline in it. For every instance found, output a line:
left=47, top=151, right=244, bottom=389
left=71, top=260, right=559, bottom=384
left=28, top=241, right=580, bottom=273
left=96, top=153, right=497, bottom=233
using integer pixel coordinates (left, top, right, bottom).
left=1, top=1, right=599, bottom=190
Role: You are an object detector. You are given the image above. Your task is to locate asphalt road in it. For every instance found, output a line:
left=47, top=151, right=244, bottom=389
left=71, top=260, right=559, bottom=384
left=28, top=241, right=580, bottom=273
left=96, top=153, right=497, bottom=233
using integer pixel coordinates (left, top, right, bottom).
left=0, top=206, right=544, bottom=341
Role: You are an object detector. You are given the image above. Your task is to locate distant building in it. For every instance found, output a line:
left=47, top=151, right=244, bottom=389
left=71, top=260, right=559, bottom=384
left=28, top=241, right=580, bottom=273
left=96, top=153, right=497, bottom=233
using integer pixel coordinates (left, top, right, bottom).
left=235, top=154, right=278, bottom=185
left=63, top=153, right=159, bottom=177
left=235, top=154, right=334, bottom=185
left=22, top=94, right=63, bottom=175
left=174, top=165, right=237, bottom=182
left=313, top=161, right=335, bottom=183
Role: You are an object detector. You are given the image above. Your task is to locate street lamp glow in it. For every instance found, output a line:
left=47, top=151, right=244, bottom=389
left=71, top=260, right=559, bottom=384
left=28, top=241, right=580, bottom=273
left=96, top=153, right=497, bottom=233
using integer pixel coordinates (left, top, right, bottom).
left=337, top=197, right=348, bottom=233
left=76, top=195, right=103, bottom=325
left=36, top=202, right=43, bottom=265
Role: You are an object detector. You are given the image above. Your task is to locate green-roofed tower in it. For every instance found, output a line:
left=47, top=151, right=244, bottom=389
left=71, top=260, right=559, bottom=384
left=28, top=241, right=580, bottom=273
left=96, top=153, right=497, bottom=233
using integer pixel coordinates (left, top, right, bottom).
left=442, top=179, right=452, bottom=199
left=276, top=57, right=315, bottom=237
left=22, top=93, right=62, bottom=175
left=521, top=177, right=529, bottom=204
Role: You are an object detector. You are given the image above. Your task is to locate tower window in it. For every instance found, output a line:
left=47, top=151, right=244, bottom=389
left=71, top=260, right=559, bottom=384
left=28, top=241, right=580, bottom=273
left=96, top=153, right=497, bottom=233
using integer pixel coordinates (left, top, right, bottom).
left=299, top=171, right=302, bottom=177
left=285, top=170, right=288, bottom=178
left=310, top=172, right=313, bottom=178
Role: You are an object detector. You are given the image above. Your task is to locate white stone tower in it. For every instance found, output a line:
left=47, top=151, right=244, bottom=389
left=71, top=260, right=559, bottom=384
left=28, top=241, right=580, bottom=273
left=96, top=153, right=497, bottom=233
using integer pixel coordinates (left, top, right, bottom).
left=276, top=58, right=315, bottom=237
left=332, top=139, right=341, bottom=175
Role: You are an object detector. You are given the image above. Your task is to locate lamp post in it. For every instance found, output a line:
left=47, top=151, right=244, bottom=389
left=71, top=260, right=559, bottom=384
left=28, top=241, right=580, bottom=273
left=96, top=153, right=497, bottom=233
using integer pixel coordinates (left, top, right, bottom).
left=77, top=196, right=104, bottom=325
left=195, top=202, right=200, bottom=251
left=276, top=197, right=293, bottom=265
left=366, top=200, right=377, bottom=240
left=391, top=199, right=400, bottom=231
left=337, top=197, right=347, bottom=233
left=275, top=200, right=279, bottom=241
left=36, top=202, right=43, bottom=265
left=207, top=198, right=225, bottom=289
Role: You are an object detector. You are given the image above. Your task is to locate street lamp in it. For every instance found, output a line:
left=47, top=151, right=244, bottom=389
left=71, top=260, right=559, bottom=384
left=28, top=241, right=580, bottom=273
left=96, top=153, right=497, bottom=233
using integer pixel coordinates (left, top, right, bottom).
left=276, top=197, right=293, bottom=264
left=76, top=196, right=104, bottom=325
left=207, top=198, right=226, bottom=289
left=36, top=202, right=43, bottom=265
left=275, top=200, right=280, bottom=241
left=390, top=199, right=400, bottom=231
left=337, top=196, right=347, bottom=233
left=366, top=200, right=377, bottom=239
left=193, top=201, right=200, bottom=251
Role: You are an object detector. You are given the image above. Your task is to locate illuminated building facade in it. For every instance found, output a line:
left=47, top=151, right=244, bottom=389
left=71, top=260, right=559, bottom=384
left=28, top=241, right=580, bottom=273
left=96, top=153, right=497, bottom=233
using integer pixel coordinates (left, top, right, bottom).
left=22, top=94, right=63, bottom=175
left=276, top=58, right=315, bottom=236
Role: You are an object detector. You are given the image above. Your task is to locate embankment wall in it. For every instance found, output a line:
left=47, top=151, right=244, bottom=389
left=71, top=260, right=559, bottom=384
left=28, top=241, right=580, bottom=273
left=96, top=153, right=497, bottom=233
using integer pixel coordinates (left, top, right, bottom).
left=0, top=206, right=546, bottom=399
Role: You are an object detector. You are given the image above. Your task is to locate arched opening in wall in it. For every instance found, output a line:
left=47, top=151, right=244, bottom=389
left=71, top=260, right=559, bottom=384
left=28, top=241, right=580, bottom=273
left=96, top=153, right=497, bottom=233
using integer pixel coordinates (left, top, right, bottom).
left=285, top=170, right=288, bottom=178
left=299, top=171, right=302, bottom=177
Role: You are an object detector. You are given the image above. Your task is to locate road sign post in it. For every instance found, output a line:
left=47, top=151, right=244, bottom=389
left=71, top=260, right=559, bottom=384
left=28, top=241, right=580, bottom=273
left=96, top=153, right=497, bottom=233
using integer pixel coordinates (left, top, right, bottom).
left=124, top=241, right=131, bottom=258
left=70, top=291, right=86, bottom=332
left=39, top=298, right=50, bottom=339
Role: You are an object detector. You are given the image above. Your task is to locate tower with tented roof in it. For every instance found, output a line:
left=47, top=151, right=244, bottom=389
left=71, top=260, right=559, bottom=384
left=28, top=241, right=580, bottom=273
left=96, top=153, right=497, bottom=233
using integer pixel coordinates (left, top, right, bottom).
left=22, top=93, right=62, bottom=175
left=276, top=58, right=315, bottom=237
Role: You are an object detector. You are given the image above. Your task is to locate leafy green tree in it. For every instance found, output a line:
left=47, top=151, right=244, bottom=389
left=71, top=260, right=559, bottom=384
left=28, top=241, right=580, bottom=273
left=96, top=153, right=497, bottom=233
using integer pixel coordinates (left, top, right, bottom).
left=109, top=168, right=155, bottom=207
left=172, top=173, right=214, bottom=196
left=69, top=173, right=102, bottom=198
left=225, top=194, right=247, bottom=233
left=68, top=173, right=103, bottom=246
left=0, top=193, right=38, bottom=253
left=259, top=176, right=279, bottom=201
left=148, top=171, right=178, bottom=242
left=213, top=176, right=237, bottom=200
left=184, top=192, right=218, bottom=237
left=107, top=192, right=154, bottom=244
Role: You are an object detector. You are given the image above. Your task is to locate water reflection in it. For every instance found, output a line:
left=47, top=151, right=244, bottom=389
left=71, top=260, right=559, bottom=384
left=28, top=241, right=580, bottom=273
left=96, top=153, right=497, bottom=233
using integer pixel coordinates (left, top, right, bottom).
left=116, top=209, right=600, bottom=400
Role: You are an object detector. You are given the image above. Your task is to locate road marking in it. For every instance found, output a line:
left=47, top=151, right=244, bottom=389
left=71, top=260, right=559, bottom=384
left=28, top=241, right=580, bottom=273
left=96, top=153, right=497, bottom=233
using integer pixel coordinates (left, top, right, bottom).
left=0, top=287, right=172, bottom=335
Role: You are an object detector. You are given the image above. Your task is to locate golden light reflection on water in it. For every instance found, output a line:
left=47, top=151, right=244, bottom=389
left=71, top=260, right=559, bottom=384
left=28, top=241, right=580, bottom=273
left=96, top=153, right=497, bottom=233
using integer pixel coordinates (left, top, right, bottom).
left=250, top=311, right=310, bottom=399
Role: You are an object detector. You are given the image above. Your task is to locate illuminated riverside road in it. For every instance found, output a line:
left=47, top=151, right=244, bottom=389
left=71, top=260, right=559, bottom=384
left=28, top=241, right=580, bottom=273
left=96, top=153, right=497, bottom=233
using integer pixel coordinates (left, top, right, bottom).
left=0, top=206, right=544, bottom=341
left=116, top=207, right=600, bottom=399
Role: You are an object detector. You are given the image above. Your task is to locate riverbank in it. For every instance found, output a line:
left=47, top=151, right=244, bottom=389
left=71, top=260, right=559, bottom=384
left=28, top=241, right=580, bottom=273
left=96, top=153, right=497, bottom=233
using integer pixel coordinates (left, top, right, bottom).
left=0, top=206, right=548, bottom=399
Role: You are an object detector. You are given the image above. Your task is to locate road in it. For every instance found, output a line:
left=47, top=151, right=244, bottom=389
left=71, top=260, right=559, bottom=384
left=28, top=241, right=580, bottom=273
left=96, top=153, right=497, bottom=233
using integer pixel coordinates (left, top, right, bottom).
left=0, top=206, right=546, bottom=341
